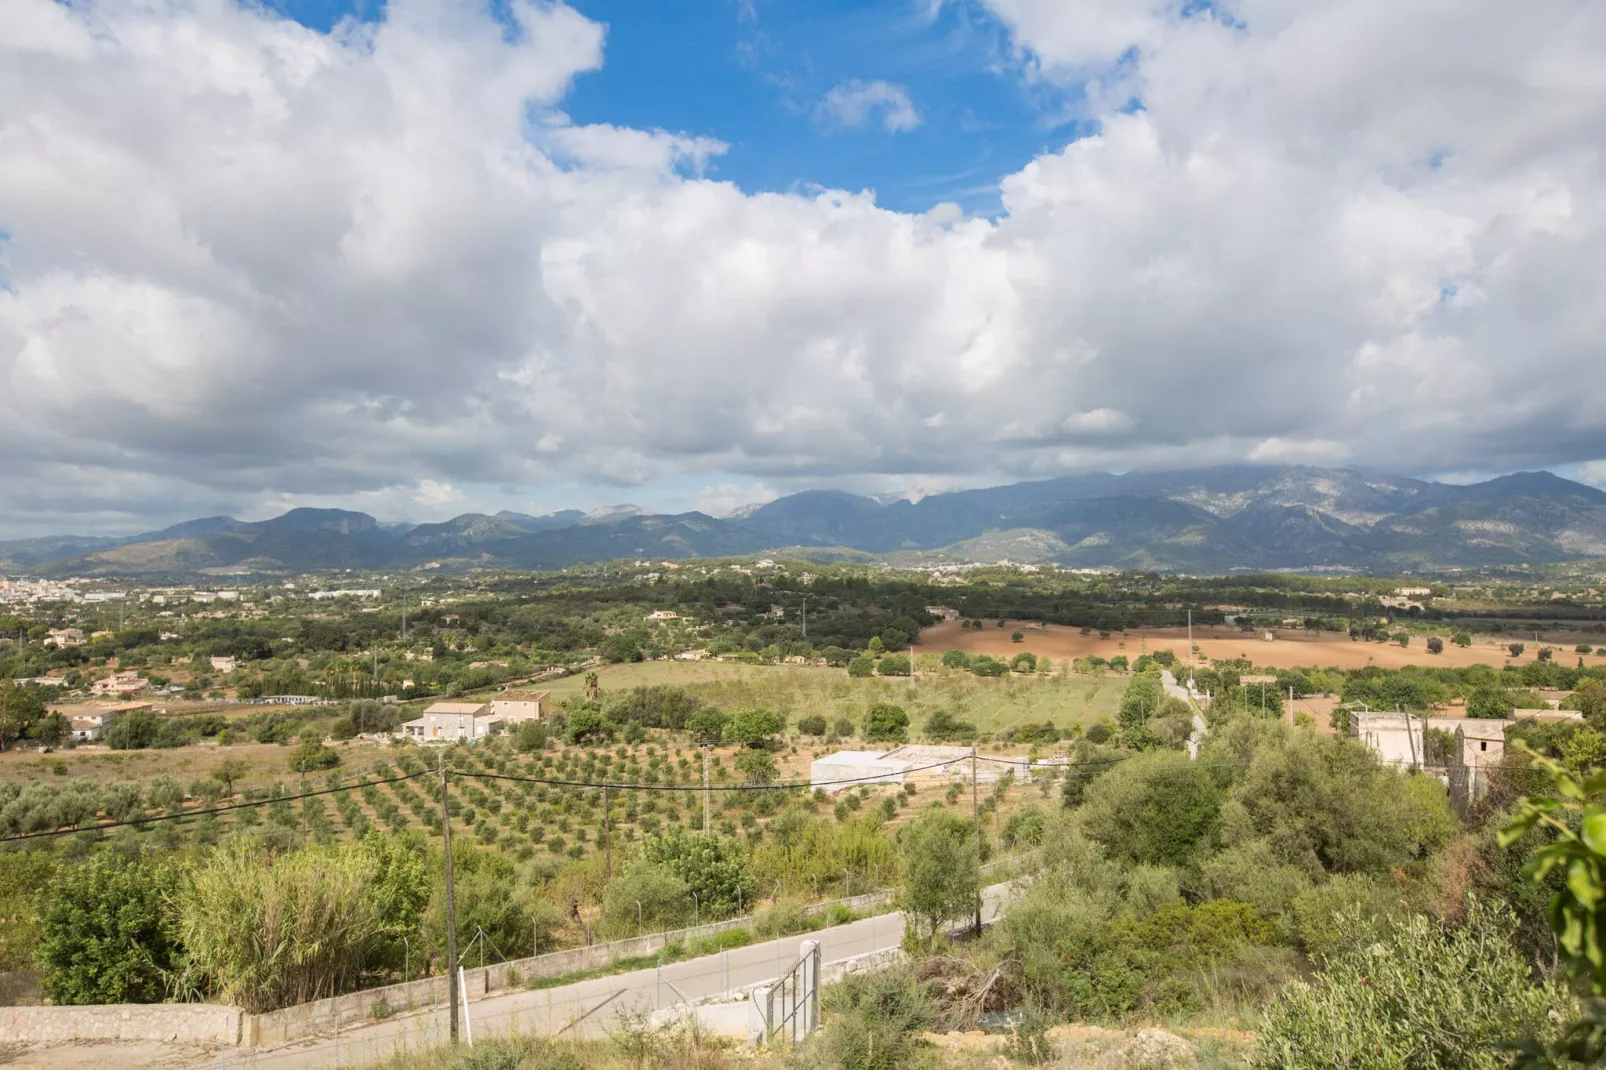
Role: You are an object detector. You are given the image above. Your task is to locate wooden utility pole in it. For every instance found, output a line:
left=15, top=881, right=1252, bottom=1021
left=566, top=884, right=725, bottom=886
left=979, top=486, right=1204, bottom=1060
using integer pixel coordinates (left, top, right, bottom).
left=439, top=752, right=459, bottom=1043
left=603, top=785, right=612, bottom=880
left=971, top=746, right=981, bottom=937
left=702, top=747, right=712, bottom=835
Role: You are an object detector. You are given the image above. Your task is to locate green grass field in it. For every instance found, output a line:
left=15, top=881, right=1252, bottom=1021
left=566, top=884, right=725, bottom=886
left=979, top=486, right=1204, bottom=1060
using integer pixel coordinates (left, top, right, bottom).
left=527, top=661, right=1123, bottom=738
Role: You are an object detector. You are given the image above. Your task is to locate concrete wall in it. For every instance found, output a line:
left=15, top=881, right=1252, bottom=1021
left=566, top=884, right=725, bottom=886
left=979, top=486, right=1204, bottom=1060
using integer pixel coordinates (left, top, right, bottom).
left=0, top=1003, right=242, bottom=1046
left=245, top=889, right=896, bottom=1047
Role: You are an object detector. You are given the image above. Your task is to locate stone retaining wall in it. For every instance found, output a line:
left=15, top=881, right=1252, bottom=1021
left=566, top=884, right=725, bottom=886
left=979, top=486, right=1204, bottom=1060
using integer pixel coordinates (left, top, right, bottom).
left=0, top=1003, right=242, bottom=1046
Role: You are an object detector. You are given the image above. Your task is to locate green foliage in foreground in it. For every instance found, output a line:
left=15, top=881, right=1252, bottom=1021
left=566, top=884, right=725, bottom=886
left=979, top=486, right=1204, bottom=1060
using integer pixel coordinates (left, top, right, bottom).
left=1255, top=904, right=1571, bottom=1069
left=37, top=852, right=180, bottom=1005
left=895, top=808, right=979, bottom=946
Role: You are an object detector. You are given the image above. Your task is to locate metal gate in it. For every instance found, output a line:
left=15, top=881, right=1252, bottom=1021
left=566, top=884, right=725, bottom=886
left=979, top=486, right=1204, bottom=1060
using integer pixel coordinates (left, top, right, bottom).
left=760, top=940, right=821, bottom=1046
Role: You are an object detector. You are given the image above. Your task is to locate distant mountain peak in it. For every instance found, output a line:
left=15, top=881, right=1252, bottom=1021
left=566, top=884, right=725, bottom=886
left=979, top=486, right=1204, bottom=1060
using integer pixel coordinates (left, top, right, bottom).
left=12, top=464, right=1606, bottom=576
left=582, top=504, right=648, bottom=524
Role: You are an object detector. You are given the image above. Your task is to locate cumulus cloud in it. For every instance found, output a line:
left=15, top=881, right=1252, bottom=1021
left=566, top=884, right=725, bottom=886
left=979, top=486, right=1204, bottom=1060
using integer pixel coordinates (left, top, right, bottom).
left=815, top=79, right=922, bottom=133
left=1579, top=461, right=1606, bottom=487
left=1, top=0, right=1605, bottom=536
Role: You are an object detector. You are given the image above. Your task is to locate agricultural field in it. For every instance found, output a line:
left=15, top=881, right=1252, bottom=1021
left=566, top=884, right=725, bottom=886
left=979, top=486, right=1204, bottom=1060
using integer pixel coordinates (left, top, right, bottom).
left=920, top=618, right=1606, bottom=672
left=522, top=659, right=1123, bottom=738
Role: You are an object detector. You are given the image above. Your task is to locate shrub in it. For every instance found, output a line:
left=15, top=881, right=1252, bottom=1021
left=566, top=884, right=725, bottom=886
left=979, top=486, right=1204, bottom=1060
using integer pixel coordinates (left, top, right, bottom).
left=685, top=707, right=727, bottom=744
left=725, top=707, right=783, bottom=747
left=1255, top=904, right=1570, bottom=1069
left=105, top=709, right=158, bottom=750
left=289, top=740, right=341, bottom=772
left=147, top=775, right=185, bottom=813
left=796, top=714, right=827, bottom=737
left=803, top=964, right=932, bottom=1070
left=895, top=809, right=979, bottom=945
left=511, top=721, right=548, bottom=753
left=1467, top=687, right=1514, bottom=719
left=864, top=703, right=910, bottom=743
left=1082, top=753, right=1223, bottom=867
left=641, top=830, right=755, bottom=917
left=601, top=860, right=691, bottom=936
left=876, top=654, right=911, bottom=677
left=940, top=649, right=971, bottom=670
left=38, top=854, right=180, bottom=1004
left=847, top=655, right=874, bottom=678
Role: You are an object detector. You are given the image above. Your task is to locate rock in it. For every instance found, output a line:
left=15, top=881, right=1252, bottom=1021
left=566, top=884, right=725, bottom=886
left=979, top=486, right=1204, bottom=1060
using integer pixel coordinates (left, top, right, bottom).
left=1124, top=1028, right=1196, bottom=1069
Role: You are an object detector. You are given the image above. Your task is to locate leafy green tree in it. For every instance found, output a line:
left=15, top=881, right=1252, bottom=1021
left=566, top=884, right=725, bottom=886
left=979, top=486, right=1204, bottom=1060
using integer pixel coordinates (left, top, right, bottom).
left=0, top=681, right=46, bottom=751
left=847, top=655, right=874, bottom=678
left=565, top=704, right=610, bottom=745
left=511, top=720, right=548, bottom=752
left=1426, top=636, right=1444, bottom=655
left=1510, top=642, right=1527, bottom=658
left=970, top=656, right=1008, bottom=678
left=641, top=831, right=755, bottom=917
left=602, top=860, right=691, bottom=936
left=1081, top=751, right=1221, bottom=866
left=895, top=809, right=979, bottom=945
left=1453, top=631, right=1472, bottom=647
left=940, top=649, right=971, bottom=669
left=734, top=748, right=778, bottom=785
left=1010, top=630, right=1024, bottom=643
left=1118, top=674, right=1165, bottom=729
left=38, top=854, right=180, bottom=1004
left=685, top=707, right=728, bottom=744
left=864, top=703, right=910, bottom=743
left=1468, top=687, right=1515, bottom=719
left=876, top=654, right=911, bottom=677
left=214, top=758, right=249, bottom=798
left=725, top=707, right=783, bottom=747
left=1011, top=652, right=1037, bottom=673
left=147, top=776, right=185, bottom=813
left=1570, top=679, right=1606, bottom=728
left=289, top=740, right=340, bottom=772
left=106, top=709, right=159, bottom=750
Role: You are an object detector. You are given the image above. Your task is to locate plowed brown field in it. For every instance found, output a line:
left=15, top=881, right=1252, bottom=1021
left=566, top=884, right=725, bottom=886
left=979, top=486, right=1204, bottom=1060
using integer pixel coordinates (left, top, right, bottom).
left=917, top=619, right=1591, bottom=671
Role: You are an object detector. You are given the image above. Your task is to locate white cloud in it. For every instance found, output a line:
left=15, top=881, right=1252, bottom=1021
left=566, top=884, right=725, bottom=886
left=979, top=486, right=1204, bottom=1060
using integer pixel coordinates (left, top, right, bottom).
left=815, top=79, right=922, bottom=133
left=1061, top=408, right=1135, bottom=434
left=1579, top=461, right=1606, bottom=487
left=1, top=0, right=1605, bottom=536
left=1246, top=438, right=1351, bottom=465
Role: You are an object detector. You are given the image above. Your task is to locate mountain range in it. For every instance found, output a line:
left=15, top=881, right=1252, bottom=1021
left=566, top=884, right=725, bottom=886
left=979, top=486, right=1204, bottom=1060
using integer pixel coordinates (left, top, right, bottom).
left=5, top=465, right=1606, bottom=577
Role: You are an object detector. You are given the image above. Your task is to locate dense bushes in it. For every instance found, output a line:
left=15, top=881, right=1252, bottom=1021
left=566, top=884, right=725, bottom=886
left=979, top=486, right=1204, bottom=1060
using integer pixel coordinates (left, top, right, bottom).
left=38, top=853, right=181, bottom=1004
left=1255, top=904, right=1571, bottom=1069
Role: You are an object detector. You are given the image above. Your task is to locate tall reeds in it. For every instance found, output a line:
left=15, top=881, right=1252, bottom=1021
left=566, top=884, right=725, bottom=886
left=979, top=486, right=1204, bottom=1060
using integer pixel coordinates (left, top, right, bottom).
left=174, top=841, right=393, bottom=1012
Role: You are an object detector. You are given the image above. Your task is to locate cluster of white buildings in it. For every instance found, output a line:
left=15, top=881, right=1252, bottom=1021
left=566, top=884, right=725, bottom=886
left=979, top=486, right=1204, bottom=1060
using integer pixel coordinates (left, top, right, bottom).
left=0, top=578, right=79, bottom=604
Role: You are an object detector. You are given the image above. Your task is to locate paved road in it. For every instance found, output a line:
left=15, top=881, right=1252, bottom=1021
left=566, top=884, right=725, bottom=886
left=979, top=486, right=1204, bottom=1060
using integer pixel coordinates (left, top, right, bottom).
left=199, top=883, right=1017, bottom=1069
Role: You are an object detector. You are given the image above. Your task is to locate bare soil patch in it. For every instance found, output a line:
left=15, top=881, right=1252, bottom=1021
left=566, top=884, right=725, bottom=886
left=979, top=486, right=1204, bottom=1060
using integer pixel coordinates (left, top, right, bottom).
left=918, top=620, right=1548, bottom=672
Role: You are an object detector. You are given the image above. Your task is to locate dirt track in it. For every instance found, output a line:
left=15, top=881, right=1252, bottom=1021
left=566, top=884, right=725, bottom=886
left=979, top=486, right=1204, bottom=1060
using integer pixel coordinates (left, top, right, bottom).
left=917, top=620, right=1598, bottom=672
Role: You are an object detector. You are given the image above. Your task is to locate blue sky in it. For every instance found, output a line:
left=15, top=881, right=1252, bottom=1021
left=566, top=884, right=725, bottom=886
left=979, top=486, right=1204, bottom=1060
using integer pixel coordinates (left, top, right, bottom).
left=267, top=0, right=1083, bottom=215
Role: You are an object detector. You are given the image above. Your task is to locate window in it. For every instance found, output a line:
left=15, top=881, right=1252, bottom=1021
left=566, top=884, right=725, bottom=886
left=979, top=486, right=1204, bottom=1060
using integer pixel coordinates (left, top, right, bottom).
left=1480, top=741, right=1487, bottom=751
